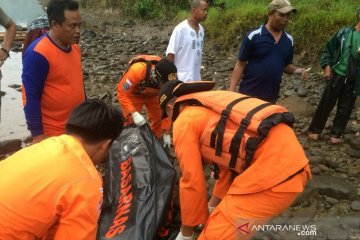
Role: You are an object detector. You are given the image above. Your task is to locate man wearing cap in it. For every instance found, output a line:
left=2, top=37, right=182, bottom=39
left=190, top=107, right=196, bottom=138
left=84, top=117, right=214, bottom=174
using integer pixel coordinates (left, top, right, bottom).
left=117, top=57, right=177, bottom=140
left=229, top=0, right=309, bottom=103
left=159, top=80, right=310, bottom=240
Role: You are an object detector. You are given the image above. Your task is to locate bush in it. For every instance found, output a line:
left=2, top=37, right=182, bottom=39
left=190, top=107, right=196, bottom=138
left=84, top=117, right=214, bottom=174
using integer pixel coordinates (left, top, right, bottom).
left=80, top=0, right=360, bottom=64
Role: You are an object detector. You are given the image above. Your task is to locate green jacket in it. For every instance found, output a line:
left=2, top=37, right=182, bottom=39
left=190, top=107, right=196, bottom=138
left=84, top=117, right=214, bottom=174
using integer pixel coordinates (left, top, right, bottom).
left=320, top=26, right=360, bottom=96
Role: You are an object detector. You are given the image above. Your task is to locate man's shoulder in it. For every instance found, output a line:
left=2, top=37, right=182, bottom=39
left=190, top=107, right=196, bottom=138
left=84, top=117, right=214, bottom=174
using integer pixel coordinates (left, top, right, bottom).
left=245, top=25, right=263, bottom=40
left=174, top=19, right=189, bottom=30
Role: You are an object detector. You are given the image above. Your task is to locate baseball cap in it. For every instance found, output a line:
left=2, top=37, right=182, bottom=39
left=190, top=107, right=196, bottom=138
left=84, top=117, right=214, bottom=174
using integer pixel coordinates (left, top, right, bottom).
left=159, top=80, right=216, bottom=119
left=268, top=0, right=297, bottom=14
left=155, top=59, right=177, bottom=83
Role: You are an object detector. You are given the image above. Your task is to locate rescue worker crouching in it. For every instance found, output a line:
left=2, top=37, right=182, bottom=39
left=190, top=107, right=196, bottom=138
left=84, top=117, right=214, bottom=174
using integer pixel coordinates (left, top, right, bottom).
left=117, top=56, right=177, bottom=146
left=159, top=80, right=312, bottom=240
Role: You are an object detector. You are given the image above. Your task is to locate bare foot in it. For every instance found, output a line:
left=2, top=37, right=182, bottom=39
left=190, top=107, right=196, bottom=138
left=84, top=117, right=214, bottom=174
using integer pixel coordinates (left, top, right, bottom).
left=330, top=137, right=343, bottom=144
left=308, top=133, right=318, bottom=141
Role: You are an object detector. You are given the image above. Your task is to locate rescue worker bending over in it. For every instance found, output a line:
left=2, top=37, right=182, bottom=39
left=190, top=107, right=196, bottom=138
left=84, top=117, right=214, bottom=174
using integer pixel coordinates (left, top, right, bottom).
left=159, top=80, right=312, bottom=240
left=117, top=56, right=177, bottom=144
left=0, top=99, right=124, bottom=239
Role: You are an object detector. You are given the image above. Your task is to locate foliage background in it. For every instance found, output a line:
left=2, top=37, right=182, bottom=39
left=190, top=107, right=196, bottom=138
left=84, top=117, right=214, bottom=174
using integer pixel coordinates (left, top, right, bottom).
left=79, top=0, right=360, bottom=63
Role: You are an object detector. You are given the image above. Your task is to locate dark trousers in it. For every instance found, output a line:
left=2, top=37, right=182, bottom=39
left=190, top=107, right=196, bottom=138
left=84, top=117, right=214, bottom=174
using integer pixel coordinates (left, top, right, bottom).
left=308, top=73, right=356, bottom=137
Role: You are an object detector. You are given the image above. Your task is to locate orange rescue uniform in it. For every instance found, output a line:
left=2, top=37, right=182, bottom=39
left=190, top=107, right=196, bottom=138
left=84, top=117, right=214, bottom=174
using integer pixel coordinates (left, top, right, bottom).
left=0, top=135, right=103, bottom=240
left=172, top=106, right=311, bottom=239
left=117, top=62, right=164, bottom=138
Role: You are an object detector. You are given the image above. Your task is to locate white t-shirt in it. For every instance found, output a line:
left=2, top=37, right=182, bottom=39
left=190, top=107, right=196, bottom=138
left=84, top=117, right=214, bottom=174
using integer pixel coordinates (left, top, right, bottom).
left=166, top=19, right=204, bottom=82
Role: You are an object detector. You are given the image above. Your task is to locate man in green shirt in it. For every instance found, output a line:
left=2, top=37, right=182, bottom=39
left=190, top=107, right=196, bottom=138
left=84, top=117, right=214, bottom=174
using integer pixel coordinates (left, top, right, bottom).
left=308, top=7, right=360, bottom=144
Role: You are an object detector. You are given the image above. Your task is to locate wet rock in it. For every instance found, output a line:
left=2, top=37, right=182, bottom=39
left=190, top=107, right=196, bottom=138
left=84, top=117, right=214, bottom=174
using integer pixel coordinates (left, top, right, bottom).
left=326, top=227, right=349, bottom=240
left=340, top=213, right=360, bottom=228
left=8, top=84, right=21, bottom=89
left=347, top=147, right=360, bottom=158
left=311, top=166, right=321, bottom=175
left=348, top=167, right=360, bottom=177
left=0, top=139, right=22, bottom=155
left=348, top=139, right=360, bottom=150
left=81, top=29, right=96, bottom=38
left=278, top=95, right=314, bottom=118
left=350, top=200, right=360, bottom=211
left=308, top=176, right=357, bottom=200
left=325, top=196, right=339, bottom=205
left=297, top=86, right=308, bottom=97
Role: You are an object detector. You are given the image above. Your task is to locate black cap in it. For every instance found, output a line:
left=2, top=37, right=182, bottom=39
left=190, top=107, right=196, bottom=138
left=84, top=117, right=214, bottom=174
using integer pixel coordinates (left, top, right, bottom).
left=159, top=80, right=216, bottom=119
left=155, top=59, right=177, bottom=83
left=159, top=80, right=183, bottom=113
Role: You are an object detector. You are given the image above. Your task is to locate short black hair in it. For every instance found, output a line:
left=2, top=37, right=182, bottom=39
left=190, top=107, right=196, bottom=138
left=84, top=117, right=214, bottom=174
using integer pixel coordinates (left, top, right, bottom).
left=47, top=0, right=79, bottom=26
left=66, top=99, right=124, bottom=144
left=357, top=7, right=360, bottom=22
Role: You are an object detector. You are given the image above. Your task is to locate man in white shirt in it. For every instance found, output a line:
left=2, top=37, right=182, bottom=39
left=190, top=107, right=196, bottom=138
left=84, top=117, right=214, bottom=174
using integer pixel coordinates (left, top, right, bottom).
left=166, top=0, right=208, bottom=83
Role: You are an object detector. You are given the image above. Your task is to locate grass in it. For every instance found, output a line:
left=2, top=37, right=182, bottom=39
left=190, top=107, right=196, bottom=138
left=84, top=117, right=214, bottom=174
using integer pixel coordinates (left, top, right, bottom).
left=80, top=0, right=360, bottom=63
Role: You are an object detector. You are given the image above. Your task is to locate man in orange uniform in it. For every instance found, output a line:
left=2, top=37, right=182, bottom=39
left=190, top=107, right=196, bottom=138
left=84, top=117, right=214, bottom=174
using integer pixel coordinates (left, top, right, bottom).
left=22, top=0, right=84, bottom=143
left=0, top=99, right=124, bottom=239
left=159, top=80, right=311, bottom=240
left=117, top=57, right=177, bottom=140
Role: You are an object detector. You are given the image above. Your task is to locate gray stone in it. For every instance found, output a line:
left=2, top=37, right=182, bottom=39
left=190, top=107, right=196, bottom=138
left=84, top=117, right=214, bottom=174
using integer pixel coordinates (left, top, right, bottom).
left=278, top=95, right=314, bottom=118
left=311, top=166, right=321, bottom=175
left=297, top=86, right=308, bottom=97
left=350, top=201, right=360, bottom=211
left=308, top=175, right=357, bottom=200
left=340, top=213, right=360, bottom=228
left=8, top=84, right=21, bottom=89
left=326, top=227, right=349, bottom=240
left=325, top=196, right=339, bottom=205
left=0, top=139, right=22, bottom=155
left=308, top=155, right=323, bottom=164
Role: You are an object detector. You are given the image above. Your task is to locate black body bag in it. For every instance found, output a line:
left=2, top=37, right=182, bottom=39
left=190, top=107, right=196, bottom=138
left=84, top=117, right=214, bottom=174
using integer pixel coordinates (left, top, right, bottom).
left=97, top=124, right=176, bottom=240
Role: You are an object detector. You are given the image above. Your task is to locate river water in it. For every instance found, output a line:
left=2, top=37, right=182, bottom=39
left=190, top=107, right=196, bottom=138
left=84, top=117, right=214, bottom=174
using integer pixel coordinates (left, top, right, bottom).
left=0, top=0, right=44, bottom=141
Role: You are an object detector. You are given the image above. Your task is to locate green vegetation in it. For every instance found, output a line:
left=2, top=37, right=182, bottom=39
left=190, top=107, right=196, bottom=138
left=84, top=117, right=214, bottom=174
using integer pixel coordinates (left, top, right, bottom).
left=80, top=0, right=360, bottom=63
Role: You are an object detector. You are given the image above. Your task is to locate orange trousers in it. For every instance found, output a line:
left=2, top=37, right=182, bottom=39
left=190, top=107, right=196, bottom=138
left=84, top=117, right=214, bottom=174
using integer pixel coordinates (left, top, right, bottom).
left=123, top=95, right=162, bottom=138
left=198, top=169, right=309, bottom=240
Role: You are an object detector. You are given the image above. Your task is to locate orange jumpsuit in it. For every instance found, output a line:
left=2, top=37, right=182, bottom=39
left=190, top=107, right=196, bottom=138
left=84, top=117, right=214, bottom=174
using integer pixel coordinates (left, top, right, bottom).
left=0, top=135, right=103, bottom=240
left=117, top=62, right=163, bottom=138
left=172, top=106, right=311, bottom=240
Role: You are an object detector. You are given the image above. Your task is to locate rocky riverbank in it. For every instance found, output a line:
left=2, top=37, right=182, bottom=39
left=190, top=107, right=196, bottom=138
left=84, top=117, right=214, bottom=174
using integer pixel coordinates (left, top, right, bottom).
left=1, top=8, right=360, bottom=239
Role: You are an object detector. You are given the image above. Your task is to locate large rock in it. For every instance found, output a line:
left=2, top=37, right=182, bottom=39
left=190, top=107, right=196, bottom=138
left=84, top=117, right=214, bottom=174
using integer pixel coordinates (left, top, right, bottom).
left=308, top=175, right=357, bottom=200
left=278, top=95, right=315, bottom=118
left=0, top=139, right=22, bottom=155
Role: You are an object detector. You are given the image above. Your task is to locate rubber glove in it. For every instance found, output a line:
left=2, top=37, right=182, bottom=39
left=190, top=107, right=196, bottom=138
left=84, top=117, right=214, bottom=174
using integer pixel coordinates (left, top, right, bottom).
left=175, top=231, right=194, bottom=240
left=163, top=134, right=171, bottom=148
left=131, top=112, right=146, bottom=126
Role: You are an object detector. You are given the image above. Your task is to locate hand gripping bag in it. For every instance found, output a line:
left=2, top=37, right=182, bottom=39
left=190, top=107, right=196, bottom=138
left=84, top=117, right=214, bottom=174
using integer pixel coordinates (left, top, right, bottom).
left=97, top=124, right=176, bottom=240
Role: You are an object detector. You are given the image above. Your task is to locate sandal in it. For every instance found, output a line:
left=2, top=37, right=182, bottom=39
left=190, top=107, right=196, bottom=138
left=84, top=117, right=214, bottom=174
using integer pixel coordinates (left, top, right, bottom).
left=308, top=133, right=319, bottom=141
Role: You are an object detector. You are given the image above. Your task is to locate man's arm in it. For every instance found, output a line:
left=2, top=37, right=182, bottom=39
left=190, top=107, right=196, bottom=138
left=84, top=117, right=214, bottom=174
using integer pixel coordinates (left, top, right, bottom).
left=167, top=53, right=175, bottom=63
left=229, top=60, right=247, bottom=91
left=166, top=26, right=180, bottom=62
left=117, top=63, right=146, bottom=116
left=0, top=8, right=16, bottom=66
left=22, top=50, right=49, bottom=138
left=52, top=179, right=102, bottom=240
left=283, top=64, right=308, bottom=80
